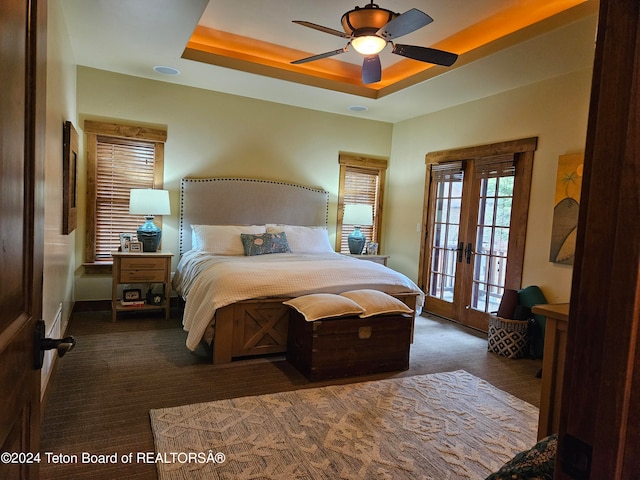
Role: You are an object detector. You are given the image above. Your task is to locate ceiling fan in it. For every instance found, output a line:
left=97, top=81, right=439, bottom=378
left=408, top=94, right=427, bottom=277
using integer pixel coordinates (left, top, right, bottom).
left=291, top=1, right=458, bottom=85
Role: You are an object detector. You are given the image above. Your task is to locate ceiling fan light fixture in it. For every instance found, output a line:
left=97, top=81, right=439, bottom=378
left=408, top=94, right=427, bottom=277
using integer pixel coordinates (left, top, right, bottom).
left=291, top=3, right=457, bottom=82
left=351, top=35, right=387, bottom=55
left=341, top=4, right=397, bottom=34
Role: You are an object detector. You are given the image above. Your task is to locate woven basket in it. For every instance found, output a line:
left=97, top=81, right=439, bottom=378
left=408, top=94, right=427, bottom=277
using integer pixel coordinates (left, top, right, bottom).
left=487, top=315, right=530, bottom=359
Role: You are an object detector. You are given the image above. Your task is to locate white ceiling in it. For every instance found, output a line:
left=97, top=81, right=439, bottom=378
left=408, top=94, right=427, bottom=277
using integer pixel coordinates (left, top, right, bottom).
left=59, top=0, right=599, bottom=123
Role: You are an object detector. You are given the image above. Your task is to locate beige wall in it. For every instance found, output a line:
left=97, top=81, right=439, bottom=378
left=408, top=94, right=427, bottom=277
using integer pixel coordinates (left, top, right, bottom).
left=42, top=1, right=77, bottom=392
left=67, top=39, right=593, bottom=305
left=73, top=67, right=394, bottom=300
left=386, top=68, right=593, bottom=303
left=43, top=2, right=76, bottom=333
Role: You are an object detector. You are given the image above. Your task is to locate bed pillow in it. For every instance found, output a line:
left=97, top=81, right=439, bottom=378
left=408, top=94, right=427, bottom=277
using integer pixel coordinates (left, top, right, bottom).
left=266, top=225, right=334, bottom=254
left=191, top=224, right=266, bottom=255
left=283, top=294, right=364, bottom=322
left=340, top=289, right=414, bottom=318
left=241, top=232, right=292, bottom=256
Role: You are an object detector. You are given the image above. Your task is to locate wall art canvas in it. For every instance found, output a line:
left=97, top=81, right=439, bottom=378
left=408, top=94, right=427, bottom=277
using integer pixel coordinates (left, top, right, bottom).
left=62, top=121, right=78, bottom=234
left=549, top=153, right=584, bottom=265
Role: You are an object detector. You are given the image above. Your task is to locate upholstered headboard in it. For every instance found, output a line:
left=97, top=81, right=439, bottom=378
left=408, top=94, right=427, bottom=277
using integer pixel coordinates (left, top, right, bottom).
left=179, top=178, right=330, bottom=255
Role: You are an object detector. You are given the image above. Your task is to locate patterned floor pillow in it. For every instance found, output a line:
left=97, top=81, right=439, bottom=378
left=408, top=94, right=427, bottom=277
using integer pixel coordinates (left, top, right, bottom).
left=485, top=434, right=557, bottom=480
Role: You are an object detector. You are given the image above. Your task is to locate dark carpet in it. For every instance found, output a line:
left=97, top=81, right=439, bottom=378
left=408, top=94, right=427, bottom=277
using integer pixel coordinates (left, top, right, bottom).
left=39, top=309, right=542, bottom=479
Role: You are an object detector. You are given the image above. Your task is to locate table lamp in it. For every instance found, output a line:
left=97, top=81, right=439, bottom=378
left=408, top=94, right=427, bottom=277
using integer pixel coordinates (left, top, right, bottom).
left=343, top=204, right=373, bottom=254
left=129, top=189, right=170, bottom=252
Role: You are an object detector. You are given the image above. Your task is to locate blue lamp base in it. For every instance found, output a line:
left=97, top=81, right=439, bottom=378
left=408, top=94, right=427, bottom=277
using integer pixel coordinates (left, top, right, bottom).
left=348, top=226, right=366, bottom=254
left=137, top=217, right=162, bottom=252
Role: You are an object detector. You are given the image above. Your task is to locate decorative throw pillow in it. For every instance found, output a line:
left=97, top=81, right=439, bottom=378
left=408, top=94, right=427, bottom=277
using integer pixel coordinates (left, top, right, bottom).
left=339, top=289, right=414, bottom=318
left=485, top=434, right=557, bottom=480
left=497, top=288, right=519, bottom=318
left=191, top=224, right=265, bottom=255
left=241, top=232, right=292, bottom=256
left=266, top=224, right=334, bottom=254
left=283, top=294, right=364, bottom=322
left=518, top=285, right=548, bottom=358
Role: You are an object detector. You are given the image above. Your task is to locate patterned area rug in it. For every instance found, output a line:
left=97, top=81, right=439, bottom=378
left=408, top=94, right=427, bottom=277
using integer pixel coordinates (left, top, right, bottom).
left=150, top=370, right=538, bottom=479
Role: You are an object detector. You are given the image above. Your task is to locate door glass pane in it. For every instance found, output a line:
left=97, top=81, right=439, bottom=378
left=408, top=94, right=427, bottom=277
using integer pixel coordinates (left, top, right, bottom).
left=471, top=175, right=515, bottom=313
left=484, top=177, right=497, bottom=196
left=447, top=224, right=459, bottom=249
left=476, top=226, right=493, bottom=255
left=479, top=197, right=495, bottom=226
left=473, top=253, right=489, bottom=282
left=496, top=197, right=512, bottom=227
left=449, top=198, right=461, bottom=224
left=429, top=175, right=462, bottom=303
left=434, top=224, right=445, bottom=247
left=442, top=274, right=455, bottom=302
left=493, top=227, right=510, bottom=255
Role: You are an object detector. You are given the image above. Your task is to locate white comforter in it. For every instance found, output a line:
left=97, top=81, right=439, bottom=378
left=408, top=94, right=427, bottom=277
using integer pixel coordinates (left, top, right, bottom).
left=173, top=250, right=424, bottom=351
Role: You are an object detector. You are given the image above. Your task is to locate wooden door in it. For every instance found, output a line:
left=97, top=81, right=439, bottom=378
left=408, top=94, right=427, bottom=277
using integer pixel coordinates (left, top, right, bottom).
left=422, top=162, right=465, bottom=320
left=420, top=139, right=536, bottom=331
left=555, top=0, right=640, bottom=477
left=0, top=1, right=47, bottom=479
left=458, top=163, right=517, bottom=330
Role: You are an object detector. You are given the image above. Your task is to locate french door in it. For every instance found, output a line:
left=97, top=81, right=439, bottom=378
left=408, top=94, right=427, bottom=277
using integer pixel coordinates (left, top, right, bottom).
left=420, top=139, right=536, bottom=331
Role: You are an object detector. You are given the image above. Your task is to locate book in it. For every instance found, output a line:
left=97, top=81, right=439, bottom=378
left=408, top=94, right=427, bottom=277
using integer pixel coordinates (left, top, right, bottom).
left=120, top=300, right=145, bottom=307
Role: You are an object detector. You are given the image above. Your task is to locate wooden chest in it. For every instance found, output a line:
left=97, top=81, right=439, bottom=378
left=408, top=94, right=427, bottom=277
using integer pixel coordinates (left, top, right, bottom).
left=286, top=310, right=412, bottom=381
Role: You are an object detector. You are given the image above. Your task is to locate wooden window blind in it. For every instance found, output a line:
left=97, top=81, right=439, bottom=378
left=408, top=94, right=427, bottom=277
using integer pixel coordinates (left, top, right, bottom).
left=430, top=161, right=464, bottom=181
left=474, top=154, right=516, bottom=178
left=84, top=120, right=167, bottom=268
left=94, top=137, right=155, bottom=259
left=340, top=166, right=379, bottom=253
left=336, top=154, right=387, bottom=254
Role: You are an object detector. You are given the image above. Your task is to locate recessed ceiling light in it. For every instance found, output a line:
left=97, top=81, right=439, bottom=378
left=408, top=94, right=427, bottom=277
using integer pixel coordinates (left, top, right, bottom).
left=348, top=105, right=368, bottom=112
left=153, top=65, right=180, bottom=75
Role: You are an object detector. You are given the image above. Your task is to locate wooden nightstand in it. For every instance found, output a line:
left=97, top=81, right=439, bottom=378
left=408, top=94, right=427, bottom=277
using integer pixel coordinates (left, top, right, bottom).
left=111, top=251, right=173, bottom=322
left=348, top=254, right=390, bottom=266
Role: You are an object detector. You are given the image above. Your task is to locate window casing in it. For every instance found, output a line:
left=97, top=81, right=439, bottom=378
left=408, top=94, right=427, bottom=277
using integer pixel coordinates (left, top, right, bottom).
left=84, top=120, right=167, bottom=268
left=336, top=154, right=387, bottom=253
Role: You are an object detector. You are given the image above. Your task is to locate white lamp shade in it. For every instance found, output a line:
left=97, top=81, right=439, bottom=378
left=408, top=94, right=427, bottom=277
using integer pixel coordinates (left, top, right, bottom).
left=129, top=189, right=171, bottom=216
left=343, top=204, right=373, bottom=226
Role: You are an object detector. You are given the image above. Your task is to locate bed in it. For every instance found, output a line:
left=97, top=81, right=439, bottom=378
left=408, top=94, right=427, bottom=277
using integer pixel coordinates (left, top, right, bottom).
left=173, top=177, right=425, bottom=364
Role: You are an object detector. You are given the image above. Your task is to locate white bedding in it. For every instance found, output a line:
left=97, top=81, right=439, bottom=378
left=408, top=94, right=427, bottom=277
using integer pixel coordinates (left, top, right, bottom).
left=173, top=250, right=425, bottom=351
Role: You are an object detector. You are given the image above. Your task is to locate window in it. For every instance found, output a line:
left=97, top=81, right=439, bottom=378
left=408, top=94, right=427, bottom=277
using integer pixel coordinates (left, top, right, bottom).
left=336, top=154, right=387, bottom=253
left=84, top=120, right=167, bottom=269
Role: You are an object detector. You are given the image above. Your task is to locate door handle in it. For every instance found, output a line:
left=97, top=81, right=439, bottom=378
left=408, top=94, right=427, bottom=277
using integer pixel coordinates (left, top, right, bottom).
left=465, top=243, right=474, bottom=264
left=34, top=319, right=76, bottom=369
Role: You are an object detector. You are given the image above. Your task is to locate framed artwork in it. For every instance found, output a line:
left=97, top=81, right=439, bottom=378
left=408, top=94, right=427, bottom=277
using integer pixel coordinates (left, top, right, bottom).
left=549, top=153, right=584, bottom=265
left=122, top=288, right=142, bottom=301
left=128, top=241, right=143, bottom=252
left=62, top=121, right=78, bottom=234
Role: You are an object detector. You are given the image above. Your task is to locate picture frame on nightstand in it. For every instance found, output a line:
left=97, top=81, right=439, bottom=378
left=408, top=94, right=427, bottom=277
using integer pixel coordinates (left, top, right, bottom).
left=119, top=233, right=135, bottom=252
left=122, top=288, right=142, bottom=302
left=128, top=241, right=143, bottom=252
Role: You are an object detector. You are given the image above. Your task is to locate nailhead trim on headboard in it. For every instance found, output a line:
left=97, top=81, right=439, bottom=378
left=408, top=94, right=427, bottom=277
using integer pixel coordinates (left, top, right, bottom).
left=178, top=178, right=330, bottom=256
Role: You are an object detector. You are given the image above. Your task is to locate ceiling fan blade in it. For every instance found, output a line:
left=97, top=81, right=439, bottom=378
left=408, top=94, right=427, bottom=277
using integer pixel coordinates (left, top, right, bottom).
left=392, top=44, right=458, bottom=67
left=362, top=55, right=382, bottom=84
left=292, top=20, right=350, bottom=38
left=291, top=47, right=347, bottom=64
left=376, top=8, right=433, bottom=40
